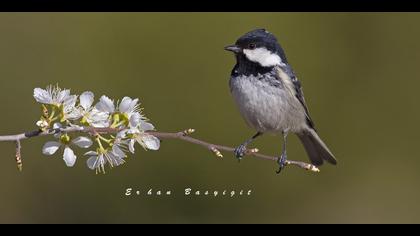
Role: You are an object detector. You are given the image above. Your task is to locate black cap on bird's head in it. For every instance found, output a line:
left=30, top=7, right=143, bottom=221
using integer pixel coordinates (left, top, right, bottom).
left=225, top=29, right=288, bottom=67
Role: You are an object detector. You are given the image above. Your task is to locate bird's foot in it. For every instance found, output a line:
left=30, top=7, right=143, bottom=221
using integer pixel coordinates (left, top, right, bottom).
left=276, top=153, right=287, bottom=174
left=234, top=144, right=248, bottom=162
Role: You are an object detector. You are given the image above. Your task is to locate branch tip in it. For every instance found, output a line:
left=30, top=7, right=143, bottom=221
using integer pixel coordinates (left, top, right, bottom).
left=285, top=160, right=320, bottom=173
left=210, top=147, right=223, bottom=158
left=308, top=165, right=320, bottom=173
left=15, top=140, right=22, bottom=172
left=182, top=128, right=195, bottom=136
left=248, top=148, right=259, bottom=154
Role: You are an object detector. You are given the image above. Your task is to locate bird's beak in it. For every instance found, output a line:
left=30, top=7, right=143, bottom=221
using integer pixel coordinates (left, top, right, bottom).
left=224, top=45, right=241, bottom=53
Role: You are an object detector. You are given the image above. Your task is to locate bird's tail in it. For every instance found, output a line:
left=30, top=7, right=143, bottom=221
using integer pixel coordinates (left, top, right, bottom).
left=297, top=129, right=337, bottom=166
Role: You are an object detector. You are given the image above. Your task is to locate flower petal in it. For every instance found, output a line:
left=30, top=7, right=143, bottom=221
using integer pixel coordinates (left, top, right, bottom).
left=113, top=145, right=126, bottom=158
left=87, top=156, right=98, bottom=170
left=129, top=98, right=140, bottom=111
left=63, top=95, right=79, bottom=120
left=127, top=127, right=140, bottom=135
left=72, top=136, right=93, bottom=148
left=63, top=95, right=77, bottom=109
left=57, top=89, right=71, bottom=104
left=117, top=129, right=128, bottom=139
left=96, top=95, right=115, bottom=113
left=63, top=147, right=77, bottom=167
left=88, top=109, right=110, bottom=128
left=129, top=139, right=135, bottom=154
left=80, top=91, right=94, bottom=110
left=119, top=97, right=132, bottom=113
left=87, top=154, right=106, bottom=170
left=129, top=112, right=141, bottom=128
left=42, top=141, right=61, bottom=155
left=84, top=151, right=98, bottom=156
left=140, top=120, right=155, bottom=131
left=66, top=111, right=81, bottom=120
left=105, top=152, right=124, bottom=167
left=33, top=88, right=52, bottom=104
left=141, top=135, right=160, bottom=150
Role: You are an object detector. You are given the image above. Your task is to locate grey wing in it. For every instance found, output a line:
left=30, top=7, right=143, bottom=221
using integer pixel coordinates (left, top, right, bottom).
left=278, top=65, right=316, bottom=130
left=277, top=65, right=336, bottom=166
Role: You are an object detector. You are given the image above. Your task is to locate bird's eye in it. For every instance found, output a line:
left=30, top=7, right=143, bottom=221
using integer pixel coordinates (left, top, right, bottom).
left=248, top=43, right=256, bottom=49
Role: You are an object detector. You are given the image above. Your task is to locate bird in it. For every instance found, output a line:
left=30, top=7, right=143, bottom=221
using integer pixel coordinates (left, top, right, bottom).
left=224, top=28, right=337, bottom=173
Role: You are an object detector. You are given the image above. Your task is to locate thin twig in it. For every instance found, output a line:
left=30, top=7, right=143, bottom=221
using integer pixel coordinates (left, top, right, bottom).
left=0, top=127, right=320, bottom=172
left=148, top=130, right=320, bottom=172
left=15, top=140, right=22, bottom=172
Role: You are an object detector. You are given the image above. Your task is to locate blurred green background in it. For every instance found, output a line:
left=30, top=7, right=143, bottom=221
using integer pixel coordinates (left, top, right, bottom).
left=0, top=13, right=418, bottom=224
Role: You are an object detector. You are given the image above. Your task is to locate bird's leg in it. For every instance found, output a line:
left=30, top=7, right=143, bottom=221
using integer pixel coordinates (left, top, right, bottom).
left=234, top=132, right=263, bottom=161
left=276, top=130, right=289, bottom=174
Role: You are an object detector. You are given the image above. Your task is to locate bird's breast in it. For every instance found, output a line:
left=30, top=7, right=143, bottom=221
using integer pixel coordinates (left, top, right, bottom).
left=229, top=74, right=306, bottom=133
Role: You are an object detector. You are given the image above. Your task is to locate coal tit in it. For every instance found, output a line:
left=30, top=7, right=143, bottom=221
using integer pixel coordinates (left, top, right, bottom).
left=225, top=29, right=337, bottom=173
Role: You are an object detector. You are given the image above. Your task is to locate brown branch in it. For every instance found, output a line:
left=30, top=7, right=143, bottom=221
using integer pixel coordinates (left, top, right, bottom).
left=148, top=129, right=320, bottom=173
left=0, top=127, right=320, bottom=173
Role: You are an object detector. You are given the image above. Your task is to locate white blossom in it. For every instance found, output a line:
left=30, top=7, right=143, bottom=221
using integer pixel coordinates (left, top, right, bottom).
left=119, top=97, right=142, bottom=128
left=85, top=147, right=126, bottom=173
left=96, top=95, right=143, bottom=128
left=84, top=131, right=128, bottom=172
left=42, top=136, right=93, bottom=167
left=126, top=124, right=160, bottom=153
left=33, top=85, right=79, bottom=121
left=34, top=85, right=72, bottom=105
left=34, top=84, right=160, bottom=172
left=76, top=91, right=110, bottom=128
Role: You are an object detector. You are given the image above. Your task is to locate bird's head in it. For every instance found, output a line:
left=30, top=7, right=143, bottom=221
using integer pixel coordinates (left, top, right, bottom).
left=225, top=28, right=288, bottom=68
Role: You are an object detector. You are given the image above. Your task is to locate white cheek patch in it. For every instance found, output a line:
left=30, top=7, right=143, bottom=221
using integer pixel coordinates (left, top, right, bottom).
left=243, top=47, right=282, bottom=67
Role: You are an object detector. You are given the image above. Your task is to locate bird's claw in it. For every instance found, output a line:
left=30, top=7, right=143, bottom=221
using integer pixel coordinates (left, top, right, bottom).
left=234, top=144, right=247, bottom=161
left=276, top=153, right=287, bottom=174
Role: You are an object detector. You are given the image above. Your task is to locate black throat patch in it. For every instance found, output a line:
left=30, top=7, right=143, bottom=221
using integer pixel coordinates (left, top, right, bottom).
left=232, top=54, right=274, bottom=77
